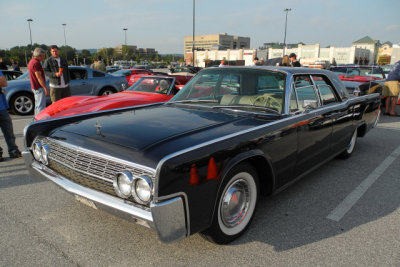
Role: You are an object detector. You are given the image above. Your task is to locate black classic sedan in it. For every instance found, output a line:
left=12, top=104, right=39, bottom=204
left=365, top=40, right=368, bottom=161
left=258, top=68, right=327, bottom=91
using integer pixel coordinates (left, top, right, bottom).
left=23, top=66, right=380, bottom=244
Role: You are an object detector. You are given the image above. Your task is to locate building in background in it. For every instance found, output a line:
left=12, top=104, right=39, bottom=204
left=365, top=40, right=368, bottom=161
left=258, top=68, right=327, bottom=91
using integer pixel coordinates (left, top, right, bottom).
left=115, top=45, right=158, bottom=57
left=352, top=36, right=379, bottom=64
left=184, top=33, right=250, bottom=64
left=391, top=44, right=400, bottom=64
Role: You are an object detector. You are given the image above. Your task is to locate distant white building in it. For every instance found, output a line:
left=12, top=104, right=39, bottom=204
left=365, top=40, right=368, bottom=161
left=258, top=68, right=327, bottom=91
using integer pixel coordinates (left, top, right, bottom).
left=267, top=43, right=371, bottom=66
left=193, top=49, right=257, bottom=67
left=391, top=44, right=400, bottom=64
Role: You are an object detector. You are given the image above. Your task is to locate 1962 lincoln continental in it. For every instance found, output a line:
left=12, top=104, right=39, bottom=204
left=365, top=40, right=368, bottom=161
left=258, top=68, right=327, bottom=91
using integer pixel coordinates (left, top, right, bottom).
left=23, top=66, right=380, bottom=244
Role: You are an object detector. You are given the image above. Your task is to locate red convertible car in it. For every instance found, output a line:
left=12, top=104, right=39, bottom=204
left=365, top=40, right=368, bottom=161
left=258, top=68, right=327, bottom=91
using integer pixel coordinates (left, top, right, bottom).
left=35, top=76, right=185, bottom=121
left=112, top=68, right=154, bottom=86
left=328, top=65, right=385, bottom=82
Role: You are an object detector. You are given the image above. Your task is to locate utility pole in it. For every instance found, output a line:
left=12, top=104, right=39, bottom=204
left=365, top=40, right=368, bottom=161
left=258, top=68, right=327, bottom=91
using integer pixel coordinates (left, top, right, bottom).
left=283, top=8, right=292, bottom=51
left=192, top=0, right=195, bottom=66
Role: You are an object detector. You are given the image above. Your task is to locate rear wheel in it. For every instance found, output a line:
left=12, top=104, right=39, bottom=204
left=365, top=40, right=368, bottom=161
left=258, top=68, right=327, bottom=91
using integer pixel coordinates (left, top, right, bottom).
left=10, top=92, right=34, bottom=115
left=99, top=87, right=116, bottom=96
left=201, top=163, right=259, bottom=244
left=338, top=128, right=357, bottom=159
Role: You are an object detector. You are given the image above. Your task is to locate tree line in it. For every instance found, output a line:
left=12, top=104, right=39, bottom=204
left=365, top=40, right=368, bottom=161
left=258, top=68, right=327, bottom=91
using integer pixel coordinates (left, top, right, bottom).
left=0, top=44, right=183, bottom=68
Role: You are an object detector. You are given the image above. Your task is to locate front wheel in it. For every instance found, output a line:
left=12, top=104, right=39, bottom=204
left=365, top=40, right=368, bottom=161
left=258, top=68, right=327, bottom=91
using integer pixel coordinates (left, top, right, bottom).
left=10, top=92, right=34, bottom=115
left=201, top=163, right=259, bottom=244
left=99, top=87, right=116, bottom=96
left=338, top=128, right=357, bottom=159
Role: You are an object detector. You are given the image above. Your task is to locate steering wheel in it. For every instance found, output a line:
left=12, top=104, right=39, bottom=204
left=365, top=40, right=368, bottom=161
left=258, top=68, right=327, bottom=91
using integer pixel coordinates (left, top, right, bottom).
left=253, top=95, right=282, bottom=112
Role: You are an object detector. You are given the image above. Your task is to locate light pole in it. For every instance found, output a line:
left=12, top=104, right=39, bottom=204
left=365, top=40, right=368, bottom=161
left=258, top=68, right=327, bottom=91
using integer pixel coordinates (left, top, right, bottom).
left=123, top=28, right=128, bottom=59
left=192, top=0, right=195, bottom=66
left=62, top=23, right=67, bottom=46
left=283, top=8, right=291, bottom=46
left=27, top=19, right=33, bottom=48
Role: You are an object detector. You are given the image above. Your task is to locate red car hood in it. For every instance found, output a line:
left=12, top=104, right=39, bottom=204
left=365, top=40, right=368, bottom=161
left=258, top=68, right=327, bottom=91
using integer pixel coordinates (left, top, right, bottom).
left=339, top=75, right=381, bottom=82
left=35, top=91, right=173, bottom=120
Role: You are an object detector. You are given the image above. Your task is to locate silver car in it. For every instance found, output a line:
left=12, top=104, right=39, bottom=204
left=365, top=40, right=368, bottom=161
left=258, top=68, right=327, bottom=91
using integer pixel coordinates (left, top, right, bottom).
left=3, top=66, right=128, bottom=115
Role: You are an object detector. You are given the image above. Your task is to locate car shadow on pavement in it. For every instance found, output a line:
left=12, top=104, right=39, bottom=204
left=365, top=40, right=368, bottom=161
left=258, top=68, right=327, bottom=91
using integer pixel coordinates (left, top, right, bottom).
left=228, top=150, right=400, bottom=250
left=0, top=170, right=45, bottom=190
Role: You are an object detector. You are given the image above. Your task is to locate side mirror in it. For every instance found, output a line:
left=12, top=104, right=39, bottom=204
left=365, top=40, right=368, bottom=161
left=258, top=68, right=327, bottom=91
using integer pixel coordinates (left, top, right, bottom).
left=303, top=99, right=318, bottom=109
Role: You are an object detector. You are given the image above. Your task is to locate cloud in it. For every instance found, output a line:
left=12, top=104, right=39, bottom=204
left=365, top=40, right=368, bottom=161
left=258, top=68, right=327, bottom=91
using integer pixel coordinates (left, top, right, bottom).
left=384, top=24, right=400, bottom=32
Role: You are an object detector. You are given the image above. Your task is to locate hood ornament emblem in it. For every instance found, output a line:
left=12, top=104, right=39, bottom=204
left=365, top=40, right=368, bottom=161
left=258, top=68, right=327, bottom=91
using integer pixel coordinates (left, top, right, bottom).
left=95, top=121, right=105, bottom=137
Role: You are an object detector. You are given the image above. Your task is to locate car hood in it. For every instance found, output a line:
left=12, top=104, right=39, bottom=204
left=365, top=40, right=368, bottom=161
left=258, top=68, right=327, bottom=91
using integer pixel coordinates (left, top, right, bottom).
left=51, top=104, right=271, bottom=152
left=36, top=91, right=172, bottom=120
left=4, top=79, right=30, bottom=89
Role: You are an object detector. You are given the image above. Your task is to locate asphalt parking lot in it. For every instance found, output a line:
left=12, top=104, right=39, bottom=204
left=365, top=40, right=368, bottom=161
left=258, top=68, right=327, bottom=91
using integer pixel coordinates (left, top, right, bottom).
left=1, top=112, right=399, bottom=266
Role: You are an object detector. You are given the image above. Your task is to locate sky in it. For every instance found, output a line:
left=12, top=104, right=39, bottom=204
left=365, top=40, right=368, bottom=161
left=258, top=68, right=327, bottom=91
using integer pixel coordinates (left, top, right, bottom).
left=1, top=0, right=399, bottom=54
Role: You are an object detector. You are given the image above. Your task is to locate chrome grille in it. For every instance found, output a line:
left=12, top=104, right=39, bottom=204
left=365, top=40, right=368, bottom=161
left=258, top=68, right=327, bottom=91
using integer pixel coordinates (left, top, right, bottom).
left=41, top=137, right=154, bottom=209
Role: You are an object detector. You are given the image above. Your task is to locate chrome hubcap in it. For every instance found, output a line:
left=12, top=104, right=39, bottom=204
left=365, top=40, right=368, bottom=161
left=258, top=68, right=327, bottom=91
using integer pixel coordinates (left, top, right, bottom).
left=15, top=96, right=33, bottom=114
left=221, top=179, right=250, bottom=228
left=346, top=129, right=357, bottom=153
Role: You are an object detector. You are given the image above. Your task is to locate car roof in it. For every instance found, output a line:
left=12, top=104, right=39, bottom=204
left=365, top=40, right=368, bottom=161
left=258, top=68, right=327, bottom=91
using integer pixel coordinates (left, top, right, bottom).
left=214, top=65, right=333, bottom=75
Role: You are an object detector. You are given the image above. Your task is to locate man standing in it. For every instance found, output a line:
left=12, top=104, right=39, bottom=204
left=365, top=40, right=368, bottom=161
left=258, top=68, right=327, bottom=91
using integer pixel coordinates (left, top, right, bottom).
left=28, top=48, right=49, bottom=116
left=289, top=53, right=301, bottom=67
left=0, top=70, right=21, bottom=161
left=44, top=45, right=71, bottom=103
left=93, top=56, right=106, bottom=72
left=250, top=57, right=259, bottom=66
left=0, top=57, right=7, bottom=70
left=383, top=61, right=400, bottom=117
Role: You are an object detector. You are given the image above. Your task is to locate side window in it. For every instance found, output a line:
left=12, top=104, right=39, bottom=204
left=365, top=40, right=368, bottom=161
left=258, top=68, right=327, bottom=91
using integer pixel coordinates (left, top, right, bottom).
left=93, top=71, right=105, bottom=77
left=70, top=69, right=87, bottom=80
left=290, top=85, right=298, bottom=112
left=319, top=85, right=338, bottom=105
left=294, top=75, right=312, bottom=87
left=311, top=75, right=339, bottom=105
left=296, top=86, right=319, bottom=111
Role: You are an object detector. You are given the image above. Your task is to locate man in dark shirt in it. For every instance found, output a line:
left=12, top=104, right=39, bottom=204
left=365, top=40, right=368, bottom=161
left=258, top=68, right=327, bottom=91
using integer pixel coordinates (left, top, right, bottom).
left=289, top=53, right=301, bottom=67
left=0, top=70, right=21, bottom=161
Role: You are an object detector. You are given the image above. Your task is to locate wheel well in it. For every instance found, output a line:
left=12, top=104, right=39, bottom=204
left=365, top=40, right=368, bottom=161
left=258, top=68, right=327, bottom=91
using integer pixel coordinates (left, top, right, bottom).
left=357, top=123, right=367, bottom=137
left=242, top=156, right=274, bottom=196
left=99, top=86, right=116, bottom=95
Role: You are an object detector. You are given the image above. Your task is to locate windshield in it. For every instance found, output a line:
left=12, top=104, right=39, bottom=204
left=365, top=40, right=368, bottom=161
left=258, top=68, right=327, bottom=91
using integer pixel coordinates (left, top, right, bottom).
left=126, top=77, right=173, bottom=94
left=111, top=69, right=132, bottom=76
left=16, top=72, right=30, bottom=80
left=171, top=68, right=286, bottom=114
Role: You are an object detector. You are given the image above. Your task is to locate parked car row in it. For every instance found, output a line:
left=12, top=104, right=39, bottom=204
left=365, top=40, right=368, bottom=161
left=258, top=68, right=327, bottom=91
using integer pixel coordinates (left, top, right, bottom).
left=35, top=76, right=184, bottom=120
left=23, top=66, right=380, bottom=244
left=3, top=66, right=128, bottom=115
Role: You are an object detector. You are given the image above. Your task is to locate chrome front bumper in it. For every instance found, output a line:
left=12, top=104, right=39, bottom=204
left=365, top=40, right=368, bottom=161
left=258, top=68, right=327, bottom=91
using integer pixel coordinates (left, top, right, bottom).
left=23, top=150, right=187, bottom=243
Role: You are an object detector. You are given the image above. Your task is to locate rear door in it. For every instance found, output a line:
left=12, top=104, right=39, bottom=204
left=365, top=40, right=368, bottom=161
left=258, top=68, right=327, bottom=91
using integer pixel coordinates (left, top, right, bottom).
left=292, top=75, right=334, bottom=178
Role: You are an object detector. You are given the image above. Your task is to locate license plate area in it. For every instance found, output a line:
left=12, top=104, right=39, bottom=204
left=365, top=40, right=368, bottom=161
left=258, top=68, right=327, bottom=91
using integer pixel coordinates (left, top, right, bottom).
left=74, top=195, right=98, bottom=210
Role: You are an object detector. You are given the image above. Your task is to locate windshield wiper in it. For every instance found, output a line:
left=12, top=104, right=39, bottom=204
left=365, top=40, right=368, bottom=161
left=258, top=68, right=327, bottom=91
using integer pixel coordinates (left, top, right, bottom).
left=168, top=99, right=219, bottom=104
left=212, top=105, right=280, bottom=115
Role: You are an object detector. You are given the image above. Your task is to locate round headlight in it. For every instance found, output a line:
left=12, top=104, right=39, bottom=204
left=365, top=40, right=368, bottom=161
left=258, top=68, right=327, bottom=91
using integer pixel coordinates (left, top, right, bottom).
left=32, top=142, right=42, bottom=161
left=132, top=175, right=153, bottom=204
left=113, top=171, right=133, bottom=198
left=41, top=144, right=50, bottom=165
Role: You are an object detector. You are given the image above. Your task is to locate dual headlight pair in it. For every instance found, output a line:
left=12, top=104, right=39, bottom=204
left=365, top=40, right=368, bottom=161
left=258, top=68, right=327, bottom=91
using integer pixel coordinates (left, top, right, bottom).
left=32, top=141, right=50, bottom=165
left=113, top=171, right=153, bottom=205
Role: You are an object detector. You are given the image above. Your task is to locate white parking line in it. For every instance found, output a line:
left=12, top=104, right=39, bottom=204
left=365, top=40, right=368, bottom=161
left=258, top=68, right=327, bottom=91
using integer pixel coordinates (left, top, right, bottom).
left=376, top=126, right=400, bottom=131
left=327, top=144, right=400, bottom=222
